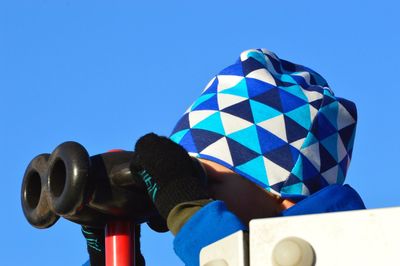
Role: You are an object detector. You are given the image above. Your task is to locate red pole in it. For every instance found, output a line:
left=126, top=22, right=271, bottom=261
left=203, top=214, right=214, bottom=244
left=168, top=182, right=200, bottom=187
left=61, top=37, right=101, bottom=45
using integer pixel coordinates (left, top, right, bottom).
left=105, top=221, right=135, bottom=266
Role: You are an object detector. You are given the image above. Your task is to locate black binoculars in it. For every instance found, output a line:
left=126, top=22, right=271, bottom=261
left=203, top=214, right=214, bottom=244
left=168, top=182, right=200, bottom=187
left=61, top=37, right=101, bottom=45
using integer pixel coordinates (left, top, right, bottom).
left=21, top=141, right=166, bottom=230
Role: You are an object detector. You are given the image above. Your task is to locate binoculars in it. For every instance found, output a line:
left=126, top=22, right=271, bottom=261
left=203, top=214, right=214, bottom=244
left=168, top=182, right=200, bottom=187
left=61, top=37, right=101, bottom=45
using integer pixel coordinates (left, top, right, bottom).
left=21, top=141, right=166, bottom=230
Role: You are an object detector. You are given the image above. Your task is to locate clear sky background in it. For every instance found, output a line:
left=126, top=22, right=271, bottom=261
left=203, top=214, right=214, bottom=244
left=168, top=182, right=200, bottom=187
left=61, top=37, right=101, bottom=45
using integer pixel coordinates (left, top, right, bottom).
left=1, top=1, right=399, bottom=265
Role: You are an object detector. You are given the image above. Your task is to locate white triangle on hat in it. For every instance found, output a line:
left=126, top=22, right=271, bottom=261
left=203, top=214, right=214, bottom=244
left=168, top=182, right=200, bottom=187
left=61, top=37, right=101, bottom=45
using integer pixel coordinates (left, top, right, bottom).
left=337, top=102, right=356, bottom=130
left=290, top=137, right=305, bottom=150
left=189, top=110, right=217, bottom=128
left=301, top=142, right=321, bottom=172
left=302, top=88, right=323, bottom=103
left=217, top=93, right=248, bottom=110
left=217, top=75, right=244, bottom=92
left=202, top=76, right=217, bottom=93
left=263, top=156, right=291, bottom=186
left=257, top=114, right=288, bottom=142
left=337, top=135, right=348, bottom=162
left=321, top=165, right=339, bottom=184
left=246, top=68, right=277, bottom=86
left=220, top=111, right=253, bottom=135
left=200, top=137, right=233, bottom=166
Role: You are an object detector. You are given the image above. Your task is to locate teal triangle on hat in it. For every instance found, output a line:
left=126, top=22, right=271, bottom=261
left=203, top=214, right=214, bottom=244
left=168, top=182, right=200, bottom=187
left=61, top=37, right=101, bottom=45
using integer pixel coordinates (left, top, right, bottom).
left=285, top=104, right=312, bottom=130
left=249, top=99, right=282, bottom=123
left=280, top=182, right=304, bottom=195
left=220, top=78, right=249, bottom=98
left=321, top=133, right=339, bottom=162
left=247, top=51, right=268, bottom=67
left=227, top=125, right=262, bottom=154
left=236, top=156, right=268, bottom=185
left=301, top=132, right=318, bottom=149
left=170, top=129, right=190, bottom=144
left=279, top=85, right=308, bottom=102
left=281, top=74, right=298, bottom=84
left=320, top=101, right=339, bottom=130
left=193, top=112, right=225, bottom=135
left=290, top=155, right=304, bottom=181
left=191, top=93, right=216, bottom=111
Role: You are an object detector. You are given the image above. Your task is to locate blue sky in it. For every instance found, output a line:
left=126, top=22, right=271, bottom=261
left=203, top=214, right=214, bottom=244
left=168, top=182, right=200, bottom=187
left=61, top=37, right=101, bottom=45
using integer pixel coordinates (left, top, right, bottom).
left=1, top=1, right=399, bottom=265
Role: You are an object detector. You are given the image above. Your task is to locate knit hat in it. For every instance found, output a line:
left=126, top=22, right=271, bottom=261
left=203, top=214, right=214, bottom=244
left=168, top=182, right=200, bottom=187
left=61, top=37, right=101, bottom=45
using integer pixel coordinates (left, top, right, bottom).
left=170, top=49, right=357, bottom=200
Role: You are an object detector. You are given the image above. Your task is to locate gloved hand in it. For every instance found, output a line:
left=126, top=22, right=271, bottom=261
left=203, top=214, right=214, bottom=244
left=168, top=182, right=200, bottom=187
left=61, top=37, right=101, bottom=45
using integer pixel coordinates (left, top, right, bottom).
left=131, top=133, right=209, bottom=219
left=81, top=224, right=145, bottom=266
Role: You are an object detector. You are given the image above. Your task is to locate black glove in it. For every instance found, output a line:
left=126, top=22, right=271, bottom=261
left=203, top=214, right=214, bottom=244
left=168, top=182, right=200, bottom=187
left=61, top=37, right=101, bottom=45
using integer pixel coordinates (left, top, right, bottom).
left=82, top=225, right=145, bottom=266
left=131, top=133, right=209, bottom=219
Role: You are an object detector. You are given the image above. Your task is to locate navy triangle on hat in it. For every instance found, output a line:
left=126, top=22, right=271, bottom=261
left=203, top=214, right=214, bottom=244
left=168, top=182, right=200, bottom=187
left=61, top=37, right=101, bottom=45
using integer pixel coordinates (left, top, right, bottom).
left=321, top=94, right=337, bottom=107
left=242, top=56, right=267, bottom=76
left=301, top=154, right=321, bottom=182
left=270, top=181, right=285, bottom=194
left=284, top=115, right=309, bottom=143
left=219, top=62, right=244, bottom=76
left=171, top=113, right=190, bottom=134
left=311, top=112, right=338, bottom=141
left=221, top=99, right=254, bottom=123
left=283, top=173, right=303, bottom=186
left=245, top=78, right=275, bottom=98
left=319, top=143, right=338, bottom=173
left=226, top=137, right=260, bottom=166
left=338, top=123, right=356, bottom=150
left=279, top=89, right=308, bottom=113
left=251, top=87, right=284, bottom=113
left=192, top=94, right=219, bottom=111
left=179, top=130, right=199, bottom=154
left=264, top=144, right=295, bottom=171
left=256, top=125, right=287, bottom=154
left=339, top=156, right=349, bottom=177
left=266, top=54, right=283, bottom=74
left=310, top=98, right=323, bottom=110
left=191, top=128, right=224, bottom=152
left=304, top=175, right=329, bottom=194
left=280, top=59, right=297, bottom=72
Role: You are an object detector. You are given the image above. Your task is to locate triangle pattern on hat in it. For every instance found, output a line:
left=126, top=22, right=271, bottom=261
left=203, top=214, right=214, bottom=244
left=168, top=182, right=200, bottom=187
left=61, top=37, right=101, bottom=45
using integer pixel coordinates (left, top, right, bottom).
left=251, top=87, right=284, bottom=113
left=290, top=137, right=305, bottom=150
left=189, top=110, right=217, bottom=128
left=246, top=68, right=277, bottom=86
left=320, top=133, right=338, bottom=162
left=321, top=165, right=339, bottom=184
left=301, top=142, right=321, bottom=172
left=319, top=143, right=338, bottom=173
left=249, top=99, right=282, bottom=124
left=191, top=93, right=219, bottom=111
left=246, top=78, right=275, bottom=98
left=217, top=75, right=245, bottom=92
left=227, top=125, right=262, bottom=154
left=219, top=78, right=249, bottom=98
left=311, top=112, right=337, bottom=141
left=284, top=115, right=309, bottom=143
left=337, top=101, right=356, bottom=130
left=192, top=111, right=225, bottom=135
left=170, top=129, right=190, bottom=144
left=338, top=123, right=356, bottom=150
left=226, top=137, right=260, bottom=166
left=280, top=182, right=304, bottom=196
left=200, top=136, right=233, bottom=166
left=178, top=130, right=198, bottom=154
left=302, top=88, right=323, bottom=103
left=246, top=50, right=268, bottom=67
left=320, top=101, right=339, bottom=129
left=172, top=113, right=190, bottom=133
left=191, top=129, right=224, bottom=152
left=236, top=156, right=269, bottom=185
left=202, top=76, right=218, bottom=93
left=264, top=156, right=291, bottom=186
left=264, top=144, right=295, bottom=171
left=220, top=111, right=253, bottom=135
left=242, top=56, right=267, bottom=76
left=256, top=125, right=287, bottom=154
left=217, top=93, right=248, bottom=110
left=222, top=99, right=254, bottom=123
left=280, top=85, right=308, bottom=101
left=279, top=89, right=308, bottom=113
left=219, top=62, right=244, bottom=76
left=257, top=114, right=288, bottom=142
left=285, top=104, right=312, bottom=130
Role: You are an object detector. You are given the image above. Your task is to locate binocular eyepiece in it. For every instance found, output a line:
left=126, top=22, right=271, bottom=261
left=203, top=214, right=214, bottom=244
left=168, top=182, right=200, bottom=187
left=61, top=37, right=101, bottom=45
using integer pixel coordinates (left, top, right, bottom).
left=21, top=141, right=165, bottom=230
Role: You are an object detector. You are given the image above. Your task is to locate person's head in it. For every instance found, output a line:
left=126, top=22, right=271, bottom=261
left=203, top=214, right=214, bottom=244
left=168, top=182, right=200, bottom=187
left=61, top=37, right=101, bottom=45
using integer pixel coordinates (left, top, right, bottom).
left=170, top=49, right=357, bottom=221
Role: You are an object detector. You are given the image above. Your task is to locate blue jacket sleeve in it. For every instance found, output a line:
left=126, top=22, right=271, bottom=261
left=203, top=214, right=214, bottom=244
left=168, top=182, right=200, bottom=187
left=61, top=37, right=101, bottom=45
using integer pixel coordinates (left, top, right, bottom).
left=173, top=200, right=247, bottom=266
